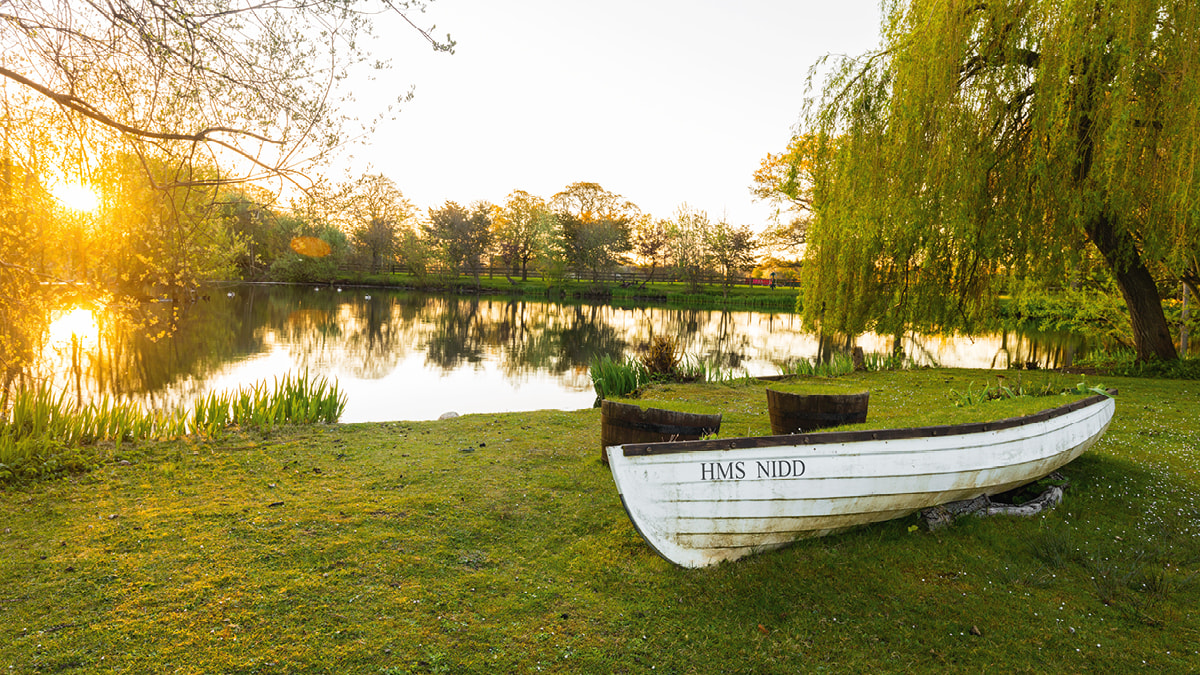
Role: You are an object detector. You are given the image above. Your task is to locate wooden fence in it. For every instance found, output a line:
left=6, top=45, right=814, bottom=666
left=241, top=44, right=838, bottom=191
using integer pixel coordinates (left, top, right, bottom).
left=339, top=262, right=800, bottom=288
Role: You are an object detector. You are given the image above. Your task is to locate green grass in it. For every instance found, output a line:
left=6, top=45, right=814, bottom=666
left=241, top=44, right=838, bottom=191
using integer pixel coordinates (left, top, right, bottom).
left=1, top=369, right=1198, bottom=672
left=1075, top=348, right=1200, bottom=379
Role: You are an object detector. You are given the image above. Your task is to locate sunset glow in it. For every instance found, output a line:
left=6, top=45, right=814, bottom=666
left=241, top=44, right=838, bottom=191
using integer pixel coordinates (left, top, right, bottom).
left=50, top=182, right=101, bottom=213
left=45, top=307, right=100, bottom=352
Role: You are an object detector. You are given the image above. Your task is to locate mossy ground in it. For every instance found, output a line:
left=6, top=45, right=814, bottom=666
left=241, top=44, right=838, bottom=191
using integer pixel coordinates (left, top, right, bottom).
left=2, top=370, right=1197, bottom=673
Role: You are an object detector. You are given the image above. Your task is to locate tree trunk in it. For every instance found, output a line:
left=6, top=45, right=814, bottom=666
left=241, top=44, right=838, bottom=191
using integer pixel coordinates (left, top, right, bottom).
left=1181, top=283, right=1190, bottom=355
left=1085, top=212, right=1178, bottom=362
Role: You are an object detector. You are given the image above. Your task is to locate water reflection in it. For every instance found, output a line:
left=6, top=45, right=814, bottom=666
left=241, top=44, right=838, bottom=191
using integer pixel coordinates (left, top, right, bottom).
left=30, top=284, right=1097, bottom=422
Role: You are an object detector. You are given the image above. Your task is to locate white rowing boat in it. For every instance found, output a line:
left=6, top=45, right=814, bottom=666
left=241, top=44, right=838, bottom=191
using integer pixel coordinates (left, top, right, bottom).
left=606, top=392, right=1116, bottom=568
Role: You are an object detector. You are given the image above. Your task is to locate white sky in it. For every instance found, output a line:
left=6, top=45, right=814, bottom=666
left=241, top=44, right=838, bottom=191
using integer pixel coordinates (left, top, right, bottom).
left=341, top=0, right=883, bottom=227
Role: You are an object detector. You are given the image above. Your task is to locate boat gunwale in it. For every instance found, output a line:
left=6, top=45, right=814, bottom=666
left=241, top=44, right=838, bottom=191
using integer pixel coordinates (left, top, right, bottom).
left=619, top=390, right=1115, bottom=458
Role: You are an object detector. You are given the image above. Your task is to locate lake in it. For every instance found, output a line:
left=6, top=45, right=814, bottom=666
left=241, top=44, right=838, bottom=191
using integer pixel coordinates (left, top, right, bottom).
left=34, top=283, right=1090, bottom=422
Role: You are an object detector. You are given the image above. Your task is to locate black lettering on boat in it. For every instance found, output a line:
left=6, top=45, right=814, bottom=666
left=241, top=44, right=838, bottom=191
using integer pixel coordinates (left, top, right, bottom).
left=756, top=459, right=807, bottom=479
left=701, top=461, right=745, bottom=481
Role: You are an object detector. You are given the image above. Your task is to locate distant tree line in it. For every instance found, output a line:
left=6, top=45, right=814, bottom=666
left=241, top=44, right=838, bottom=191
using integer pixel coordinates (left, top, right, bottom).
left=224, top=177, right=764, bottom=293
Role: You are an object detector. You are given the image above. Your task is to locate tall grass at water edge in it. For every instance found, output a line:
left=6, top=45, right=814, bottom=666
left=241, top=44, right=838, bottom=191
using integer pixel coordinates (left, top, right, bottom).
left=589, top=354, right=747, bottom=399
left=778, top=351, right=927, bottom=378
left=589, top=355, right=649, bottom=399
left=0, top=372, right=347, bottom=482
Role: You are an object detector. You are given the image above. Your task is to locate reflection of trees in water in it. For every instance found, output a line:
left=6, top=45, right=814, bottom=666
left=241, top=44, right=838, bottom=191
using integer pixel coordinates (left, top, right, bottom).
left=419, top=299, right=629, bottom=376
left=537, top=304, right=627, bottom=374
left=251, top=287, right=432, bottom=380
left=423, top=296, right=487, bottom=370
left=986, top=330, right=1082, bottom=369
left=878, top=330, right=1087, bottom=369
left=6, top=284, right=64, bottom=396
left=614, top=306, right=768, bottom=373
left=31, top=285, right=1098, bottom=413
left=40, top=285, right=427, bottom=408
left=494, top=300, right=557, bottom=378
left=337, top=296, right=424, bottom=379
left=82, top=293, right=247, bottom=409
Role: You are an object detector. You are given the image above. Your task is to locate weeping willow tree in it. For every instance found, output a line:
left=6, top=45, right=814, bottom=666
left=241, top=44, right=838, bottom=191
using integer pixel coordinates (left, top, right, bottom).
left=801, top=0, right=1200, bottom=361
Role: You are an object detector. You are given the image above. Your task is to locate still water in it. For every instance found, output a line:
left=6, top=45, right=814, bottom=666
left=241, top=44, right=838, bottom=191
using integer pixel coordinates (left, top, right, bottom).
left=36, top=284, right=1089, bottom=422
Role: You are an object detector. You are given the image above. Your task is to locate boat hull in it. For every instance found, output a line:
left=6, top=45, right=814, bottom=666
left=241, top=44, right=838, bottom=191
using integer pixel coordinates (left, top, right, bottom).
left=607, top=394, right=1115, bottom=568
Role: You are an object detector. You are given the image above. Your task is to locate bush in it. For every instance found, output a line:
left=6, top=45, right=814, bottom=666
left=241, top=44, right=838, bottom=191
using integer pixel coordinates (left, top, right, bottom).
left=640, top=336, right=680, bottom=378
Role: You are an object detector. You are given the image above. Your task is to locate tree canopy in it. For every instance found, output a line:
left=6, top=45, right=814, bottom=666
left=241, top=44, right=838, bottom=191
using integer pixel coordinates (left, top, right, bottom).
left=493, top=190, right=557, bottom=281
left=339, top=174, right=413, bottom=273
left=752, top=134, right=818, bottom=255
left=800, top=0, right=1200, bottom=361
left=552, top=182, right=637, bottom=283
left=424, top=201, right=492, bottom=284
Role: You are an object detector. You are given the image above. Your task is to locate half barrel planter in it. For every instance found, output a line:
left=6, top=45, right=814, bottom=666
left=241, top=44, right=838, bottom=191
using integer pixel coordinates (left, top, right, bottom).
left=766, top=388, right=869, bottom=435
left=600, top=400, right=722, bottom=464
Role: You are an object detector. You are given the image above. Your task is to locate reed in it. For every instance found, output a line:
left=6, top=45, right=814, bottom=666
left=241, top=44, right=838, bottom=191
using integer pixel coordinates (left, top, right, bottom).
left=778, top=350, right=927, bottom=378
left=0, top=372, right=348, bottom=482
left=185, top=371, right=347, bottom=433
left=860, top=351, right=926, bottom=371
left=1076, top=347, right=1200, bottom=379
left=589, top=355, right=649, bottom=399
left=677, top=356, right=746, bottom=385
left=778, top=352, right=856, bottom=378
left=640, top=335, right=682, bottom=378
left=590, top=352, right=749, bottom=399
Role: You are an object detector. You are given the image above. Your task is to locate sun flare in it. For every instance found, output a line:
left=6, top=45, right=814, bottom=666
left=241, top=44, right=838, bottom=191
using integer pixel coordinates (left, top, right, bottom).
left=44, top=307, right=100, bottom=355
left=50, top=182, right=101, bottom=213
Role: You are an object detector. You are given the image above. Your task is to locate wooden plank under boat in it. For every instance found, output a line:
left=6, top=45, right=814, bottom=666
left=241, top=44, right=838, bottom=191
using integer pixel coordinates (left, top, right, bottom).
left=606, top=392, right=1116, bottom=568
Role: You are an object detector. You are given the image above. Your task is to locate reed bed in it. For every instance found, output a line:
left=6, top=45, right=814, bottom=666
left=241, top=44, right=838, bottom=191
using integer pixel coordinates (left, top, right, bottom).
left=778, top=352, right=858, bottom=377
left=589, top=352, right=747, bottom=400
left=589, top=355, right=649, bottom=399
left=778, top=350, right=926, bottom=378
left=677, top=356, right=747, bottom=385
left=859, top=350, right=927, bottom=371
left=0, top=372, right=347, bottom=482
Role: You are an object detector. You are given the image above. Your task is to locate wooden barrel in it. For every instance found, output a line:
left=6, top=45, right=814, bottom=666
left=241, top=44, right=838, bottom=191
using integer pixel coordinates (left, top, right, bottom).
left=600, top=400, right=722, bottom=464
left=766, top=389, right=869, bottom=435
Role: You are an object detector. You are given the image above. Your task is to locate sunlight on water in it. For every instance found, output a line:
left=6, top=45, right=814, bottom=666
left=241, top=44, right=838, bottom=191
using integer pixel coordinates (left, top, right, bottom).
left=43, top=307, right=100, bottom=357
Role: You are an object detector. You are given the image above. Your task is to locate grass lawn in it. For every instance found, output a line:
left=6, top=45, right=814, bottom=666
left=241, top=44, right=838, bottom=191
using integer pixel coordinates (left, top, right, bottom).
left=2, top=369, right=1198, bottom=673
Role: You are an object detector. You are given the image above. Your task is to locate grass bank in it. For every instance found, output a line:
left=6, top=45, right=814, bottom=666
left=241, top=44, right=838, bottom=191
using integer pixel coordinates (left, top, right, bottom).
left=327, top=270, right=801, bottom=312
left=2, top=370, right=1197, bottom=673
